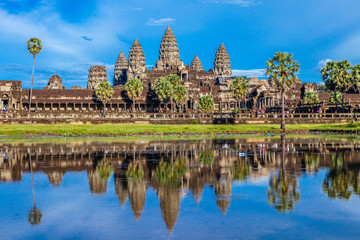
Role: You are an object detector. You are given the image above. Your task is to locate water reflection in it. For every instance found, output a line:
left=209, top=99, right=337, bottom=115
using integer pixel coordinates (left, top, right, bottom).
left=1, top=137, right=360, bottom=232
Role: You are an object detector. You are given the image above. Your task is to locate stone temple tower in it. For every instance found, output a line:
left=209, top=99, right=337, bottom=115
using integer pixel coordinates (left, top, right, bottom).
left=214, top=43, right=232, bottom=76
left=190, top=54, right=203, bottom=72
left=113, top=51, right=128, bottom=86
left=155, top=26, right=184, bottom=70
left=87, top=65, right=107, bottom=90
left=127, top=39, right=146, bottom=80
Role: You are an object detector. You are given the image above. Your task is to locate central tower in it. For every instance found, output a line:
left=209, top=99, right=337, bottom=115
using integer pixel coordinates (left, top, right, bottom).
left=155, top=26, right=183, bottom=70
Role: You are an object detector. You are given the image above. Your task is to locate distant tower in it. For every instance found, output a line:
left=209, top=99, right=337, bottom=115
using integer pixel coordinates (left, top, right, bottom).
left=190, top=54, right=203, bottom=72
left=155, top=26, right=183, bottom=70
left=43, top=74, right=65, bottom=89
left=113, top=51, right=128, bottom=86
left=214, top=43, right=232, bottom=76
left=87, top=65, right=107, bottom=90
left=127, top=39, right=146, bottom=80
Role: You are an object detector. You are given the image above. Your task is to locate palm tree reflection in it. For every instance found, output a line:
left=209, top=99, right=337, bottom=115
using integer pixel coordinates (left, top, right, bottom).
left=27, top=154, right=43, bottom=226
left=267, top=135, right=300, bottom=213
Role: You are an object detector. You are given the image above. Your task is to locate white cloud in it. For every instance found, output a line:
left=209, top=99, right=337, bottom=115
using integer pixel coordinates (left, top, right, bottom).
left=146, top=18, right=175, bottom=26
left=232, top=69, right=266, bottom=78
left=316, top=59, right=332, bottom=71
left=203, top=0, right=258, bottom=6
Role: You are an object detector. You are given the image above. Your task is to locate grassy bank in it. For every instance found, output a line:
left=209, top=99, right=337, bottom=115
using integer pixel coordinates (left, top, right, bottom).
left=0, top=123, right=360, bottom=136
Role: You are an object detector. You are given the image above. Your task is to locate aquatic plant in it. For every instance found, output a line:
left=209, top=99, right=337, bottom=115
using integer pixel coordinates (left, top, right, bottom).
left=155, top=158, right=188, bottom=187
left=96, top=160, right=113, bottom=179
left=28, top=207, right=43, bottom=226
left=231, top=161, right=250, bottom=181
left=199, top=150, right=215, bottom=166
left=126, top=162, right=144, bottom=182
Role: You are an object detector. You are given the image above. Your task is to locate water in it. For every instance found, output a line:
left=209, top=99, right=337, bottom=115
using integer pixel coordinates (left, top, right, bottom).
left=1, top=136, right=360, bottom=239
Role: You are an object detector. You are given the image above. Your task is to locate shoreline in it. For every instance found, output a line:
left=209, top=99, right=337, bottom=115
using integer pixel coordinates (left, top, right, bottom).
left=0, top=123, right=360, bottom=137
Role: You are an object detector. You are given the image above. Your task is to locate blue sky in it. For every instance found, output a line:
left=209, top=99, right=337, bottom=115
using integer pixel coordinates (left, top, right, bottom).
left=1, top=0, right=360, bottom=89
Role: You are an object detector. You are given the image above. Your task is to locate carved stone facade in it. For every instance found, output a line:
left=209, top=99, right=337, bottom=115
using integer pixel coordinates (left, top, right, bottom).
left=127, top=39, right=146, bottom=80
left=190, top=55, right=203, bottom=72
left=114, top=51, right=128, bottom=86
left=87, top=65, right=107, bottom=90
left=155, top=26, right=184, bottom=71
left=214, top=43, right=232, bottom=76
left=44, top=75, right=65, bottom=90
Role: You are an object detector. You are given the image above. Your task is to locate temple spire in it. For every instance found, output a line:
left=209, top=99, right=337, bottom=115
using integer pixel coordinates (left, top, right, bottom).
left=214, top=43, right=232, bottom=76
left=155, top=26, right=183, bottom=70
left=190, top=54, right=203, bottom=71
left=128, top=39, right=145, bottom=79
left=113, top=51, right=128, bottom=86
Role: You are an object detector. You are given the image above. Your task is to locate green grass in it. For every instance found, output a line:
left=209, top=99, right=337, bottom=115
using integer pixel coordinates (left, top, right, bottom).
left=0, top=123, right=358, bottom=136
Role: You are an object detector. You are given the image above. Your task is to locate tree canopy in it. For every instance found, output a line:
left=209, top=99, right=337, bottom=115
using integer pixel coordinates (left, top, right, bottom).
left=125, top=78, right=144, bottom=100
left=350, top=64, right=360, bottom=92
left=321, top=60, right=351, bottom=92
left=96, top=81, right=114, bottom=104
left=329, top=91, right=342, bottom=104
left=198, top=95, right=214, bottom=113
left=173, top=84, right=188, bottom=105
left=266, top=52, right=300, bottom=91
left=27, top=38, right=43, bottom=55
left=154, top=77, right=173, bottom=103
left=302, top=91, right=319, bottom=104
left=229, top=77, right=249, bottom=103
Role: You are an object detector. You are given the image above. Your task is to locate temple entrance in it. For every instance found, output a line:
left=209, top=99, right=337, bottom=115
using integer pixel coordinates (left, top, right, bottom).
left=1, top=94, right=9, bottom=111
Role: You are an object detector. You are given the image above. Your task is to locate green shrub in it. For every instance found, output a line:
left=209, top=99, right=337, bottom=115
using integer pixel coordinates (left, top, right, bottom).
left=190, top=120, right=199, bottom=125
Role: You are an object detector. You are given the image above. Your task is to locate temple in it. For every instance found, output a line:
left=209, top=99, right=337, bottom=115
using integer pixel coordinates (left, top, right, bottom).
left=1, top=26, right=360, bottom=122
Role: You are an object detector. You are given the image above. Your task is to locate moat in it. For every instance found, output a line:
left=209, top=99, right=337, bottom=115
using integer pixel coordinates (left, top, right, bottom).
left=1, top=136, right=360, bottom=239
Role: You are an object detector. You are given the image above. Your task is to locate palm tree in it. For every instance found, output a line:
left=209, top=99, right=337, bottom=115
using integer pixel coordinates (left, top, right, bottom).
left=154, top=77, right=173, bottom=113
left=198, top=95, right=214, bottom=113
left=302, top=91, right=319, bottom=104
left=125, top=78, right=143, bottom=113
left=27, top=38, right=43, bottom=114
left=173, top=85, right=188, bottom=113
left=321, top=60, right=351, bottom=111
left=166, top=74, right=180, bottom=113
left=95, top=81, right=114, bottom=117
left=229, top=77, right=249, bottom=111
left=350, top=64, right=360, bottom=93
left=266, top=52, right=300, bottom=131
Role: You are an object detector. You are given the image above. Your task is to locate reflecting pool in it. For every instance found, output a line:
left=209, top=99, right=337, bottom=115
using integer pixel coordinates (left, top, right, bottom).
left=1, top=136, right=360, bottom=239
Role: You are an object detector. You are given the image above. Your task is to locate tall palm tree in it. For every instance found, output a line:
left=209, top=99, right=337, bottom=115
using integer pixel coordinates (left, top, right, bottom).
left=350, top=64, right=360, bottom=93
left=321, top=60, right=351, bottom=111
left=95, top=81, right=114, bottom=117
left=154, top=77, right=173, bottom=113
left=229, top=77, right=249, bottom=110
left=166, top=74, right=180, bottom=113
left=266, top=52, right=300, bottom=130
left=173, top=85, right=188, bottom=113
left=27, top=38, right=43, bottom=114
left=125, top=78, right=143, bottom=113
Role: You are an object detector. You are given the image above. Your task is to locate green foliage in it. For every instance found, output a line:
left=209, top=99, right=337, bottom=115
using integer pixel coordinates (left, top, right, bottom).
left=198, top=95, right=214, bottom=113
left=199, top=150, right=215, bottom=166
left=166, top=74, right=180, bottom=87
left=27, top=38, right=43, bottom=55
left=96, top=160, right=113, bottom=179
left=302, top=91, right=319, bottom=104
left=350, top=64, right=360, bottom=92
left=231, top=161, right=250, bottom=181
left=329, top=91, right=343, bottom=104
left=321, top=60, right=351, bottom=92
left=303, top=153, right=320, bottom=173
left=318, top=84, right=332, bottom=93
left=154, top=77, right=173, bottom=103
left=190, top=120, right=199, bottom=125
left=28, top=207, right=43, bottom=226
left=230, top=77, right=249, bottom=101
left=155, top=158, right=188, bottom=187
left=96, top=81, right=114, bottom=103
left=231, top=109, right=239, bottom=114
left=173, top=84, right=188, bottom=104
left=126, top=162, right=144, bottom=182
left=267, top=171, right=300, bottom=213
left=266, top=52, right=300, bottom=92
left=125, top=78, right=144, bottom=100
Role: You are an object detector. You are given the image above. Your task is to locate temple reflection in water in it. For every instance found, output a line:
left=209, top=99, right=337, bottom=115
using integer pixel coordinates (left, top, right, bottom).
left=1, top=137, right=360, bottom=231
